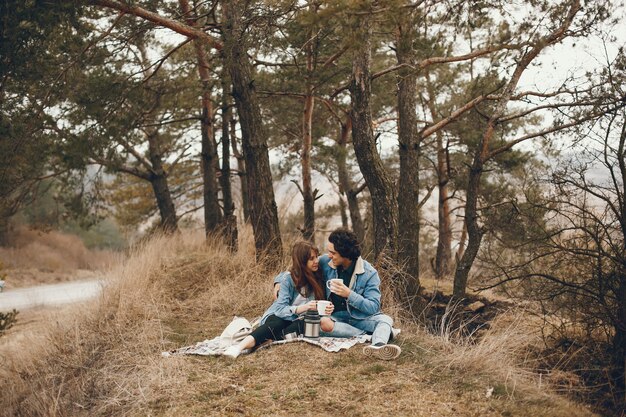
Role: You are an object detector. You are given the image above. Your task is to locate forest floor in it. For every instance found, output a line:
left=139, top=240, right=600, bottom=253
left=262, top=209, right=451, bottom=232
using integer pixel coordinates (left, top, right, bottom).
left=0, top=231, right=599, bottom=416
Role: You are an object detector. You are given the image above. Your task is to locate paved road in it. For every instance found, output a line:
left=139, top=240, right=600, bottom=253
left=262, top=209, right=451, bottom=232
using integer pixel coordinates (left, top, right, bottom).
left=0, top=280, right=103, bottom=311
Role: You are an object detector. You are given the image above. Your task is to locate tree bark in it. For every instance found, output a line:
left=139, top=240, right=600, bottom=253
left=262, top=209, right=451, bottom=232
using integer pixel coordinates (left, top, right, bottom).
left=349, top=17, right=397, bottom=261
left=178, top=0, right=222, bottom=236
left=147, top=131, right=178, bottom=233
left=135, top=43, right=178, bottom=234
left=339, top=195, right=348, bottom=228
left=456, top=221, right=467, bottom=262
left=198, top=48, right=222, bottom=234
left=300, top=8, right=316, bottom=241
left=395, top=14, right=421, bottom=300
left=337, top=117, right=365, bottom=245
left=301, top=90, right=315, bottom=241
left=220, top=70, right=238, bottom=251
left=435, top=145, right=453, bottom=278
left=222, top=0, right=282, bottom=262
left=453, top=153, right=484, bottom=297
left=425, top=72, right=452, bottom=279
left=230, top=119, right=250, bottom=223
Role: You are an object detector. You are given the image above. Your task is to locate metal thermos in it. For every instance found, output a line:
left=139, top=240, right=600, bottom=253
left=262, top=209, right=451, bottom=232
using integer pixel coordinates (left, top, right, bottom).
left=304, top=310, right=321, bottom=340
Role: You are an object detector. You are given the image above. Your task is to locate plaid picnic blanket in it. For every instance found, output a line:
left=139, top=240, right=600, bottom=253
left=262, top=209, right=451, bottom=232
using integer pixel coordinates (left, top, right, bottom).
left=161, top=316, right=371, bottom=357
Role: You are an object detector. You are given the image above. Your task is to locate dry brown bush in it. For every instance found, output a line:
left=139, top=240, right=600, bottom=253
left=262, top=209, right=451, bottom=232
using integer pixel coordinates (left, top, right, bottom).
left=0, top=228, right=118, bottom=283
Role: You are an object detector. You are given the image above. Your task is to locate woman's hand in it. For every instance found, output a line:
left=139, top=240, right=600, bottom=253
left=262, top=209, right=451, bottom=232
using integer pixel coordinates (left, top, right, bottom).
left=299, top=300, right=317, bottom=313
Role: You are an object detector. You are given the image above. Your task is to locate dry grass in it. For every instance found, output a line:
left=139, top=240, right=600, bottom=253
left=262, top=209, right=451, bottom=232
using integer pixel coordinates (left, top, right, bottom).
left=0, top=228, right=120, bottom=288
left=0, top=230, right=598, bottom=416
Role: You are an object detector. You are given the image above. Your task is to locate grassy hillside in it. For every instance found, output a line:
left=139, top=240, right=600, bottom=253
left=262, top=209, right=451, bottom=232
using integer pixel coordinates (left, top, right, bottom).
left=0, top=231, right=597, bottom=416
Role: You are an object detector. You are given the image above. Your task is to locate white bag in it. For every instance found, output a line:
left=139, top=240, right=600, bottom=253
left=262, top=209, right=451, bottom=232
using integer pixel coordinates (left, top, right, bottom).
left=220, top=316, right=253, bottom=343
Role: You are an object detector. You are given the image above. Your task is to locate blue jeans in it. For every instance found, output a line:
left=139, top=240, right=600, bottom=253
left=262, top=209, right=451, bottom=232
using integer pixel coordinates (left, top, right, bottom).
left=321, top=311, right=393, bottom=345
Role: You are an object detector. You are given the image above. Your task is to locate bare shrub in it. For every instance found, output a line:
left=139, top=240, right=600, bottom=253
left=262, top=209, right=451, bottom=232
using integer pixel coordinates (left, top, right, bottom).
left=0, top=310, right=18, bottom=335
left=0, top=227, right=118, bottom=272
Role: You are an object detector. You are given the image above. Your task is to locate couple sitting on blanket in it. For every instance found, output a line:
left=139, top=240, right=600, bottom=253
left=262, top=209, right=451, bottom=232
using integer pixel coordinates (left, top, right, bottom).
left=224, top=228, right=401, bottom=360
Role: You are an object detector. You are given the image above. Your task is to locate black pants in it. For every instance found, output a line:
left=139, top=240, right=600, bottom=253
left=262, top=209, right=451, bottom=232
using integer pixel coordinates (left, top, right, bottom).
left=249, top=314, right=304, bottom=346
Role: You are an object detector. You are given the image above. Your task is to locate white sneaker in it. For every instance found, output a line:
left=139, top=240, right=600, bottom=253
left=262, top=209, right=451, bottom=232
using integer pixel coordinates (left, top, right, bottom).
left=391, top=327, right=401, bottom=339
left=363, top=343, right=401, bottom=360
left=223, top=345, right=241, bottom=359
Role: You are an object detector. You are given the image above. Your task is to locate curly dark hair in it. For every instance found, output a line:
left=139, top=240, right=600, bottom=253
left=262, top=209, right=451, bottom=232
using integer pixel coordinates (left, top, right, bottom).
left=328, top=228, right=361, bottom=261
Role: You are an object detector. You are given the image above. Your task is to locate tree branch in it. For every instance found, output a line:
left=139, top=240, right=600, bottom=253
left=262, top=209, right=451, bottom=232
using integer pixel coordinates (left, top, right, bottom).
left=90, top=0, right=222, bottom=50
left=418, top=184, right=435, bottom=210
left=422, top=95, right=486, bottom=139
left=489, top=101, right=626, bottom=160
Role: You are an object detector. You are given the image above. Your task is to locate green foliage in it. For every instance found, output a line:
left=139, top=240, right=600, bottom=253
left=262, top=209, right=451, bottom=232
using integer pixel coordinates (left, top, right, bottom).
left=103, top=159, right=201, bottom=233
left=104, top=174, right=158, bottom=230
left=0, top=0, right=83, bottom=81
left=63, top=218, right=126, bottom=250
left=8, top=177, right=127, bottom=249
left=0, top=1, right=92, bottom=230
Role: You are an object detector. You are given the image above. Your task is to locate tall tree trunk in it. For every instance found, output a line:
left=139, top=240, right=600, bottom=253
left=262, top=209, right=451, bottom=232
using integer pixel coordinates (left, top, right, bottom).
left=199, top=54, right=222, bottom=234
left=222, top=0, right=282, bottom=262
left=453, top=153, right=485, bottom=297
left=178, top=0, right=222, bottom=236
left=300, top=11, right=316, bottom=241
left=147, top=131, right=178, bottom=233
left=339, top=196, right=348, bottom=228
left=136, top=43, right=178, bottom=234
left=435, top=143, right=453, bottom=279
left=395, top=14, right=421, bottom=302
left=220, top=70, right=238, bottom=251
left=349, top=17, right=397, bottom=261
left=231, top=119, right=250, bottom=223
left=455, top=221, right=467, bottom=262
left=336, top=117, right=365, bottom=245
left=425, top=71, right=452, bottom=279
left=301, top=90, right=315, bottom=240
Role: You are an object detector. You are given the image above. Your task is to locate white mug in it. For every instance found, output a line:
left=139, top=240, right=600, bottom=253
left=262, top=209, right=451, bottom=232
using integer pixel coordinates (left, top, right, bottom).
left=317, top=300, right=332, bottom=316
left=326, top=278, right=343, bottom=290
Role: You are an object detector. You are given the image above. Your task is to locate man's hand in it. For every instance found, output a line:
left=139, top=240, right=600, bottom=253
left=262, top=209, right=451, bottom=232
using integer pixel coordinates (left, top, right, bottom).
left=273, top=282, right=280, bottom=300
left=329, top=280, right=351, bottom=298
left=324, top=302, right=335, bottom=315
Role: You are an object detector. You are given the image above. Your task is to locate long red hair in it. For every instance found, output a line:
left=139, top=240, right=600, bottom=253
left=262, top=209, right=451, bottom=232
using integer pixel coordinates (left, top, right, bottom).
left=289, top=241, right=325, bottom=300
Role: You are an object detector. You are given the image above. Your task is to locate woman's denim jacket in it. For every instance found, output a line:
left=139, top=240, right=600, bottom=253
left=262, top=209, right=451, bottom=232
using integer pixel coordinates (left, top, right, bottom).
left=273, top=255, right=381, bottom=320
left=261, top=271, right=314, bottom=324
